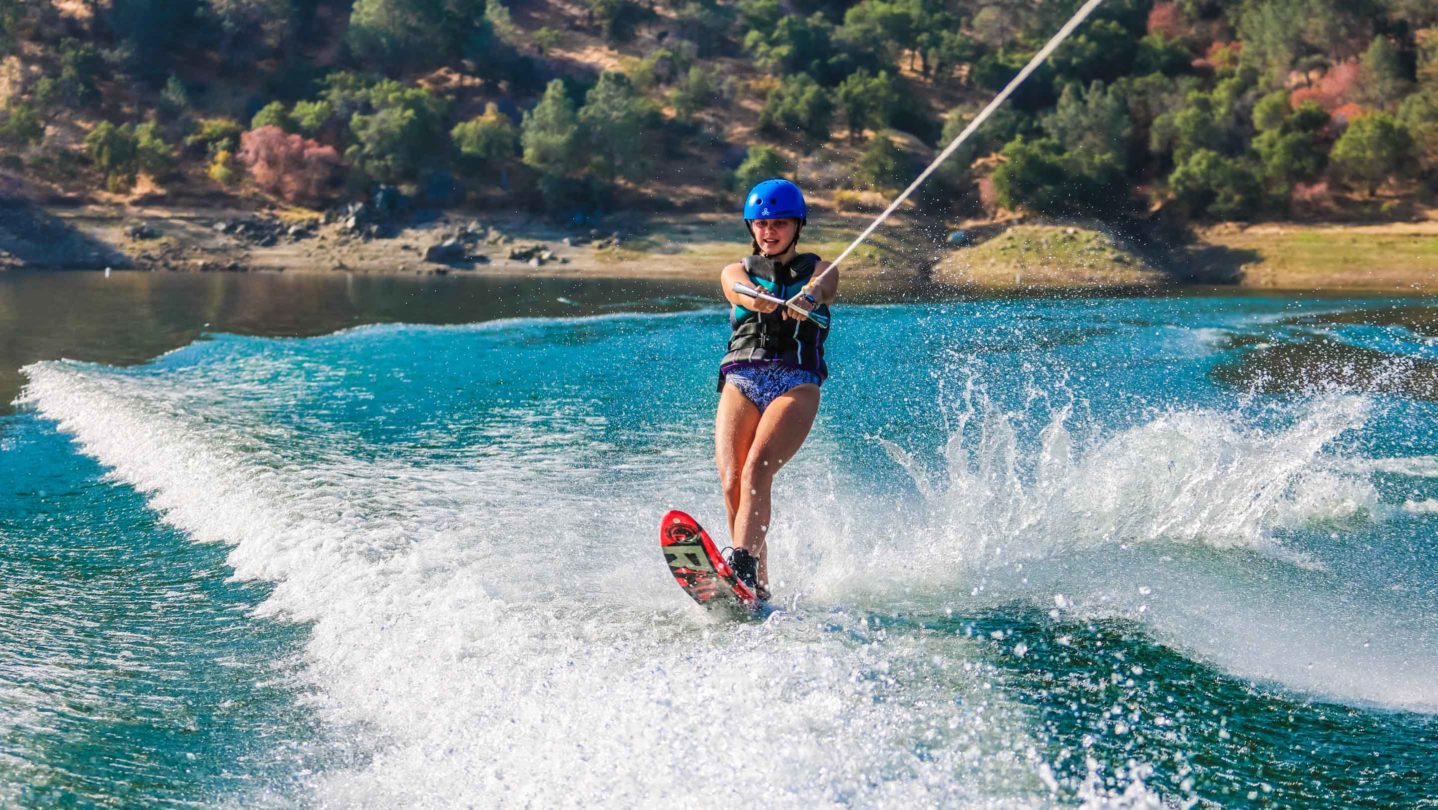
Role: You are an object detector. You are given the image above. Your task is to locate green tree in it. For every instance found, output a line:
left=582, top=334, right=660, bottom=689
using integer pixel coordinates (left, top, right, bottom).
left=521, top=79, right=584, bottom=177
left=485, top=0, right=520, bottom=46
left=346, top=81, right=449, bottom=183
left=992, top=137, right=1127, bottom=217
left=579, top=72, right=654, bottom=181
left=184, top=118, right=243, bottom=156
left=1398, top=88, right=1438, bottom=173
left=1168, top=148, right=1260, bottom=219
left=670, top=67, right=717, bottom=119
left=1330, top=111, right=1415, bottom=194
left=744, top=13, right=834, bottom=77
left=251, top=101, right=294, bottom=132
left=292, top=100, right=336, bottom=138
left=452, top=103, right=518, bottom=174
left=1051, top=18, right=1140, bottom=83
left=0, top=101, right=43, bottom=145
left=1236, top=0, right=1371, bottom=84
left=1251, top=97, right=1329, bottom=196
left=347, top=0, right=489, bottom=70
left=732, top=145, right=791, bottom=191
left=1133, top=33, right=1192, bottom=77
left=1042, top=81, right=1131, bottom=162
left=587, top=0, right=649, bottom=44
left=853, top=134, right=905, bottom=190
left=836, top=69, right=897, bottom=141
left=759, top=72, right=832, bottom=144
left=85, top=121, right=139, bottom=191
left=1360, top=35, right=1412, bottom=107
left=134, top=121, right=173, bottom=177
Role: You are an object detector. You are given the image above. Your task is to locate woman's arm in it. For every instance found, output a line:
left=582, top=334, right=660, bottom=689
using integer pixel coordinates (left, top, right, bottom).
left=808, top=261, right=839, bottom=304
left=721, top=262, right=779, bottom=312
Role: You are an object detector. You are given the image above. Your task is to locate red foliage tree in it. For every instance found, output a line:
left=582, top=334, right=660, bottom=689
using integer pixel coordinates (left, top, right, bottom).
left=237, top=125, right=342, bottom=204
left=1147, top=3, right=1185, bottom=39
left=1291, top=61, right=1362, bottom=113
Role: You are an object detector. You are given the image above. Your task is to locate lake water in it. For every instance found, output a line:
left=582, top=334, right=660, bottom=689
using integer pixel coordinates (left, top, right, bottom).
left=2, top=271, right=1436, bottom=807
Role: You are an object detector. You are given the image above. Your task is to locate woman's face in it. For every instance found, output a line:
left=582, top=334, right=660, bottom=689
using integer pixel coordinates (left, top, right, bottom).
left=751, top=218, right=798, bottom=254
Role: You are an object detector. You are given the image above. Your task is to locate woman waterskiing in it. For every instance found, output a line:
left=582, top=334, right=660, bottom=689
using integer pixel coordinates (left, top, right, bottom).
left=715, top=179, right=838, bottom=602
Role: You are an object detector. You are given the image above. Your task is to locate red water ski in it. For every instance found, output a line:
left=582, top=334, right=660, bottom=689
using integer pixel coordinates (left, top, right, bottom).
left=660, top=510, right=761, bottom=612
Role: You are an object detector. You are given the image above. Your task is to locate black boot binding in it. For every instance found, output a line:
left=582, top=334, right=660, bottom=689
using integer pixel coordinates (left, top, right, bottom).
left=727, top=548, right=770, bottom=602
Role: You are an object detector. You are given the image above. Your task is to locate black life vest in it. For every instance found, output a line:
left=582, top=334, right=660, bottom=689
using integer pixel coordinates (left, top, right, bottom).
left=718, top=253, right=830, bottom=386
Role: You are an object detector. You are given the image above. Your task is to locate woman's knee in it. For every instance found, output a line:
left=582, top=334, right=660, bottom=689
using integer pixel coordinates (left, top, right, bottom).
left=740, top=453, right=780, bottom=490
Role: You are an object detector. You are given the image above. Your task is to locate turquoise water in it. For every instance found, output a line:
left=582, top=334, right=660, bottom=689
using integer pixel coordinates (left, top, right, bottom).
left=5, top=292, right=1438, bottom=806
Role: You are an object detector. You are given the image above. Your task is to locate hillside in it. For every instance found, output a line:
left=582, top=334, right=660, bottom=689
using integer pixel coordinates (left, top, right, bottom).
left=0, top=0, right=1435, bottom=236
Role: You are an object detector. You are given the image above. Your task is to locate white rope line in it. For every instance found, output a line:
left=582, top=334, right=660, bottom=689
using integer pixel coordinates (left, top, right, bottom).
left=806, top=0, right=1106, bottom=290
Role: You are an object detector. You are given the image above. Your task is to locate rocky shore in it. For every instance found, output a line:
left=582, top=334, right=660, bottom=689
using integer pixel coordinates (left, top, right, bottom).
left=1, top=198, right=1434, bottom=291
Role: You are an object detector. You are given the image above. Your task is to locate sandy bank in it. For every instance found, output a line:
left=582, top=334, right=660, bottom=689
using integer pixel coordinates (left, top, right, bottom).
left=2, top=203, right=1435, bottom=292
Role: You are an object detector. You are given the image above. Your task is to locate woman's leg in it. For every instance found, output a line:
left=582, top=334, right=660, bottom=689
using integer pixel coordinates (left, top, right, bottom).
left=733, top=384, right=820, bottom=590
left=715, top=384, right=761, bottom=540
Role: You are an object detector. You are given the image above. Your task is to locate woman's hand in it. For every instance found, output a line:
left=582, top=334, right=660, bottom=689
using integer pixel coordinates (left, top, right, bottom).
left=783, top=289, right=818, bottom=321
left=748, top=293, right=781, bottom=314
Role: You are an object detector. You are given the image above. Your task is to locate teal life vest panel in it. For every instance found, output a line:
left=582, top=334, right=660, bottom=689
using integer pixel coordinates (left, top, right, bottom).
left=718, top=253, right=830, bottom=386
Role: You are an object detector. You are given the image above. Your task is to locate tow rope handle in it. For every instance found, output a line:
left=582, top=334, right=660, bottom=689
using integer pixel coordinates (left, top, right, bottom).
left=731, top=282, right=830, bottom=330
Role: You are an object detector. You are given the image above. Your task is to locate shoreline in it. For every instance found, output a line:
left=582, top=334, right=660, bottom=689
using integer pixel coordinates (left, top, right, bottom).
left=0, top=202, right=1435, bottom=292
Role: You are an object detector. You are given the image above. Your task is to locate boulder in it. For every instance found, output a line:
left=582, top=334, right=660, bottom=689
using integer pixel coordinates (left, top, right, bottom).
left=425, top=239, right=467, bottom=263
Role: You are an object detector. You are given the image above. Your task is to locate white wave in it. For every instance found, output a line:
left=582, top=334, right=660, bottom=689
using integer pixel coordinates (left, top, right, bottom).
left=19, top=358, right=1050, bottom=808
left=864, top=385, right=1438, bottom=713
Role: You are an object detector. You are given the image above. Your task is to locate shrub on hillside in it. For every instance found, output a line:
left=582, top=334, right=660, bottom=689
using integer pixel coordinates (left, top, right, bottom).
left=237, top=125, right=343, bottom=204
left=836, top=69, right=897, bottom=141
left=732, top=145, right=791, bottom=191
left=134, top=122, right=173, bottom=177
left=991, top=136, right=1128, bottom=217
left=346, top=81, right=449, bottom=184
left=579, top=72, right=655, bottom=181
left=853, top=135, right=905, bottom=191
left=1330, top=111, right=1415, bottom=194
left=185, top=118, right=244, bottom=156
left=251, top=101, right=294, bottom=133
left=522, top=80, right=584, bottom=178
left=452, top=103, right=518, bottom=175
left=587, top=0, right=650, bottom=44
left=85, top=122, right=141, bottom=192
left=0, top=101, right=43, bottom=145
left=759, top=73, right=832, bottom=145
left=670, top=67, right=718, bottom=120
left=1168, top=148, right=1261, bottom=219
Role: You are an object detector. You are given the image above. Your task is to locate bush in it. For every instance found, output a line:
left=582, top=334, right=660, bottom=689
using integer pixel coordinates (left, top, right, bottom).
left=991, top=136, right=1128, bottom=217
left=1168, top=148, right=1261, bottom=219
left=836, top=69, right=897, bottom=140
left=670, top=67, right=718, bottom=119
left=251, top=101, right=294, bottom=132
left=587, top=0, right=650, bottom=44
left=522, top=79, right=584, bottom=177
left=759, top=72, right=832, bottom=144
left=292, top=100, right=336, bottom=138
left=185, top=118, right=244, bottom=156
left=347, top=0, right=490, bottom=71
left=134, top=121, right=172, bottom=177
left=533, top=26, right=562, bottom=54
left=346, top=81, right=449, bottom=184
left=1330, top=111, right=1415, bottom=195
left=732, top=145, right=791, bottom=191
left=451, top=103, right=518, bottom=174
left=85, top=121, right=139, bottom=191
left=0, top=101, right=43, bottom=145
left=237, top=125, right=343, bottom=204
left=579, top=72, right=655, bottom=181
left=853, top=135, right=905, bottom=190
left=208, top=149, right=237, bottom=186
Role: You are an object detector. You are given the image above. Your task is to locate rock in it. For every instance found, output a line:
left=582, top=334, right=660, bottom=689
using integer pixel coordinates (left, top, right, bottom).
left=213, top=221, right=232, bottom=234
left=529, top=256, right=543, bottom=267
left=434, top=267, right=448, bottom=275
left=287, top=224, right=310, bottom=238
left=126, top=222, right=160, bottom=240
left=425, top=239, right=466, bottom=263
left=561, top=237, right=572, bottom=247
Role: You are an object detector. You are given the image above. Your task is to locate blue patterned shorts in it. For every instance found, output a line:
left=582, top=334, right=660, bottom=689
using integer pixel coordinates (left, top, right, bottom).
left=722, top=363, right=822, bottom=413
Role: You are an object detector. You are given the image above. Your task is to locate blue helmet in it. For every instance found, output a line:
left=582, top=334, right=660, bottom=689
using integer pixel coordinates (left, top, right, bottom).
left=743, top=179, right=807, bottom=223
